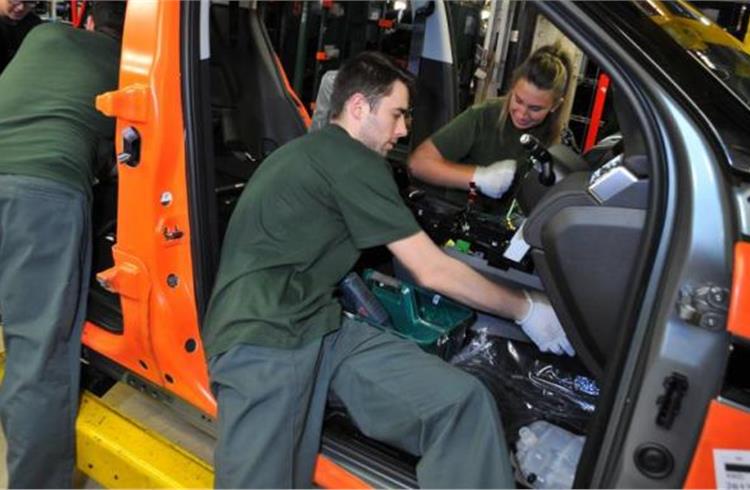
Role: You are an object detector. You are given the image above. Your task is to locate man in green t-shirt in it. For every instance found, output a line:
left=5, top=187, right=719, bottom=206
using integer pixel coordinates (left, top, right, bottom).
left=203, top=51, right=573, bottom=489
left=0, top=3, right=123, bottom=487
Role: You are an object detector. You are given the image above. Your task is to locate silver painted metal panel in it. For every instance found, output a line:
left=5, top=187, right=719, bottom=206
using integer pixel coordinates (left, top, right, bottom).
left=421, top=0, right=453, bottom=64
left=200, top=0, right=210, bottom=60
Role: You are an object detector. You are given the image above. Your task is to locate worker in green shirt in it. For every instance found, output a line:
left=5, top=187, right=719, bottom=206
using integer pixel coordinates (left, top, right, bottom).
left=202, top=51, right=573, bottom=489
left=408, top=44, right=572, bottom=207
left=0, top=3, right=124, bottom=487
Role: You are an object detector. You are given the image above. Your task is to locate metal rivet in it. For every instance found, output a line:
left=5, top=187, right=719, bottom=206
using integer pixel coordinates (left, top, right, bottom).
left=167, top=274, right=179, bottom=288
left=160, top=192, right=173, bottom=206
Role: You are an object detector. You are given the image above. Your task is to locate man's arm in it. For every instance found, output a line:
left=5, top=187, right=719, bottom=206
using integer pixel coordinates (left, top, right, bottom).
left=387, top=230, right=529, bottom=320
left=407, top=138, right=475, bottom=191
left=387, top=231, right=575, bottom=356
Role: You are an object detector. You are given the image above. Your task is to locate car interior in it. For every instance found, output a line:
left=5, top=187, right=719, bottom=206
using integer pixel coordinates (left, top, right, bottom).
left=209, top=2, right=310, bottom=236
left=85, top=1, right=655, bottom=486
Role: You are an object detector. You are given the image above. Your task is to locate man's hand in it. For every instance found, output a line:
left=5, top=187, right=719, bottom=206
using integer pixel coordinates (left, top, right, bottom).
left=473, top=159, right=517, bottom=198
left=516, top=291, right=575, bottom=356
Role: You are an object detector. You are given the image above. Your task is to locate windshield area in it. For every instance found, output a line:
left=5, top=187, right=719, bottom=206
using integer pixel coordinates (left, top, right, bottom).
left=636, top=0, right=750, bottom=107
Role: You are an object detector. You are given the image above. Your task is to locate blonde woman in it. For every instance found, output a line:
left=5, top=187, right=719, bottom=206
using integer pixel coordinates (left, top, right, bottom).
left=409, top=44, right=572, bottom=203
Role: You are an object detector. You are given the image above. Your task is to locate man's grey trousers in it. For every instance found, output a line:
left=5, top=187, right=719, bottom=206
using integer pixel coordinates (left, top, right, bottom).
left=209, top=316, right=514, bottom=488
left=0, top=175, right=91, bottom=488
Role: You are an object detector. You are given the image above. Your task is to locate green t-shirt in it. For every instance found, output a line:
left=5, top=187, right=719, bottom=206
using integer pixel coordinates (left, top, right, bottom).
left=428, top=97, right=552, bottom=212
left=202, top=124, right=421, bottom=356
left=0, top=23, right=120, bottom=199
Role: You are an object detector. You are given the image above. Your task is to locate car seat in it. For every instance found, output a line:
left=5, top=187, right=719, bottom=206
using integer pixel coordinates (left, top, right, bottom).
left=520, top=87, right=650, bottom=377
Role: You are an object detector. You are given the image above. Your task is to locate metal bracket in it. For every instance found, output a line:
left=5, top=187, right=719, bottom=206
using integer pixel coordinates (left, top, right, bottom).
left=677, top=283, right=729, bottom=330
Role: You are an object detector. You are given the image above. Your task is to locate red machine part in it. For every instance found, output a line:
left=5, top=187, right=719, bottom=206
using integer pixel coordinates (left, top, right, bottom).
left=583, top=73, right=610, bottom=152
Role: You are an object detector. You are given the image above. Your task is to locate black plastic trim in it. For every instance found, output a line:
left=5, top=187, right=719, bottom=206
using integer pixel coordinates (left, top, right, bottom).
left=86, top=285, right=123, bottom=334
left=721, top=336, right=750, bottom=409
left=321, top=412, right=418, bottom=489
left=181, top=1, right=220, bottom=321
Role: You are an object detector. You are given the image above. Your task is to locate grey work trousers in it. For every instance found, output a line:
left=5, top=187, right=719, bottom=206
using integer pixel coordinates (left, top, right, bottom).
left=209, top=317, right=513, bottom=489
left=0, top=175, right=91, bottom=488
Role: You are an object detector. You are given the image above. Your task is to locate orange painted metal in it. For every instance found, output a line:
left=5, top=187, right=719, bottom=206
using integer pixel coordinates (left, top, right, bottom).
left=84, top=2, right=375, bottom=487
left=272, top=53, right=312, bottom=128
left=92, top=246, right=161, bottom=380
left=97, top=83, right=150, bottom=123
left=684, top=400, right=750, bottom=488
left=86, top=0, right=214, bottom=417
left=314, top=455, right=371, bottom=489
left=727, top=241, right=750, bottom=340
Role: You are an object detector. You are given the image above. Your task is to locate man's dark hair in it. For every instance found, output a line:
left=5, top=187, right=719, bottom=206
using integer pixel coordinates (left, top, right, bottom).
left=91, top=1, right=126, bottom=40
left=329, top=52, right=415, bottom=119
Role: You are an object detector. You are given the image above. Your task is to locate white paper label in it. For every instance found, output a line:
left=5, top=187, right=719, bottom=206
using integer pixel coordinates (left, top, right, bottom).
left=714, top=449, right=750, bottom=489
left=503, top=222, right=530, bottom=262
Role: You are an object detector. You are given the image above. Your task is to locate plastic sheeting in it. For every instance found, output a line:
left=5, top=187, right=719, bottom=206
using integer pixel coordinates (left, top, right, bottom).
left=451, top=328, right=599, bottom=440
left=515, top=420, right=585, bottom=489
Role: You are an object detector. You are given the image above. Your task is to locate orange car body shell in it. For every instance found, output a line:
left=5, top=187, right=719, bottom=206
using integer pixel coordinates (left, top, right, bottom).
left=86, top=2, right=364, bottom=486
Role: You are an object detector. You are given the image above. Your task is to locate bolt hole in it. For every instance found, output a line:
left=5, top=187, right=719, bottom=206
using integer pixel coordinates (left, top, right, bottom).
left=165, top=374, right=174, bottom=383
left=139, top=360, right=148, bottom=370
left=185, top=338, right=197, bottom=353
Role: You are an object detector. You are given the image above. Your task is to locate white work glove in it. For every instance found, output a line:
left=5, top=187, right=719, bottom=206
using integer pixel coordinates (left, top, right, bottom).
left=472, top=159, right=517, bottom=198
left=516, top=290, right=575, bottom=356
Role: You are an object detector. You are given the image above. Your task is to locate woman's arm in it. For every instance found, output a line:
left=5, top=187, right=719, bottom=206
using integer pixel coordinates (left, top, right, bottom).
left=407, top=138, right=476, bottom=190
left=408, top=138, right=517, bottom=199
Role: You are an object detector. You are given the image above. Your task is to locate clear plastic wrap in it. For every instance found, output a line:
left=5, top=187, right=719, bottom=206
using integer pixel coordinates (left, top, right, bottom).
left=451, top=328, right=599, bottom=439
left=515, top=420, right=585, bottom=489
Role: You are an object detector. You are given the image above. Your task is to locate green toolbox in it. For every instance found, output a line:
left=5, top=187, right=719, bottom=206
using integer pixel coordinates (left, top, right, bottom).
left=361, top=269, right=475, bottom=359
